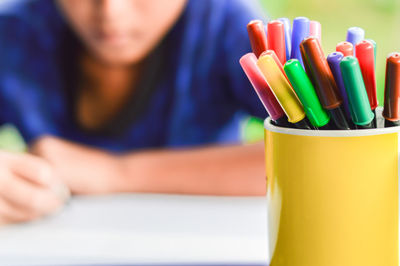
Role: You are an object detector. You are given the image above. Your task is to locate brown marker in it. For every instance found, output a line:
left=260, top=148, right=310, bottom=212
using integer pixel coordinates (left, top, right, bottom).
left=247, top=20, right=268, bottom=58
left=300, top=37, right=350, bottom=130
left=383, top=52, right=400, bottom=127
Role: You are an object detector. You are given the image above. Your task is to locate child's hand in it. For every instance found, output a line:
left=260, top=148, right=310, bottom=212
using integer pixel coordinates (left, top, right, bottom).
left=30, top=136, right=123, bottom=195
left=0, top=151, right=69, bottom=225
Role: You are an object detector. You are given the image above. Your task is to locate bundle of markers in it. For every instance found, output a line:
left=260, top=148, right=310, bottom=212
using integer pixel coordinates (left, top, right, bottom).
left=239, top=17, right=400, bottom=130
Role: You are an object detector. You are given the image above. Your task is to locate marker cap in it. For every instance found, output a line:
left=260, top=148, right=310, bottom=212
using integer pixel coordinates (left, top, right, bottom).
left=309, top=21, right=321, bottom=42
left=284, top=59, right=330, bottom=127
left=260, top=50, right=289, bottom=81
left=257, top=54, right=306, bottom=123
left=300, top=37, right=343, bottom=110
left=327, top=52, right=352, bottom=119
left=267, top=20, right=286, bottom=65
left=247, top=20, right=268, bottom=58
left=278, top=18, right=291, bottom=59
left=366, top=38, right=377, bottom=68
left=239, top=53, right=285, bottom=121
left=336, top=41, right=354, bottom=57
left=355, top=40, right=378, bottom=110
left=383, top=52, right=400, bottom=121
left=346, top=27, right=365, bottom=52
left=340, top=56, right=374, bottom=125
left=290, top=17, right=310, bottom=66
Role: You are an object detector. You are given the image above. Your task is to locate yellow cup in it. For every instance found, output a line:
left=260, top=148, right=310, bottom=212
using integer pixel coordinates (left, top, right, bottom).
left=264, top=117, right=399, bottom=266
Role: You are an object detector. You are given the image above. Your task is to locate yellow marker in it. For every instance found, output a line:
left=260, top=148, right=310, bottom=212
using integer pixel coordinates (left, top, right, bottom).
left=257, top=54, right=306, bottom=124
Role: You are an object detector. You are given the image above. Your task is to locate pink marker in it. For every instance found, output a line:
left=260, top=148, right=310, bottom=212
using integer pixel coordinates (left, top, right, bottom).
left=309, top=21, right=321, bottom=42
left=239, top=53, right=288, bottom=126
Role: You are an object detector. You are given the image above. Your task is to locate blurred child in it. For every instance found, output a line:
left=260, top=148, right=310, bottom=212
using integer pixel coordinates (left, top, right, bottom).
left=0, top=0, right=267, bottom=224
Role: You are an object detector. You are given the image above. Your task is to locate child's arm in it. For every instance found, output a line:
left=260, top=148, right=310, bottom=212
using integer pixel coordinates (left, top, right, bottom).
left=30, top=136, right=266, bottom=196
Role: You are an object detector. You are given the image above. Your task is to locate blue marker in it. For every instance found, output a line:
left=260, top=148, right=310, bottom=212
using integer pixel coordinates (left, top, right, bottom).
left=327, top=52, right=352, bottom=120
left=346, top=27, right=365, bottom=54
left=290, top=17, right=310, bottom=67
left=278, top=17, right=291, bottom=59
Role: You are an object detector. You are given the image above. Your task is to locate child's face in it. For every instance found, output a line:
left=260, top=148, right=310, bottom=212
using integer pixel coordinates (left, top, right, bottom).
left=57, top=0, right=187, bottom=66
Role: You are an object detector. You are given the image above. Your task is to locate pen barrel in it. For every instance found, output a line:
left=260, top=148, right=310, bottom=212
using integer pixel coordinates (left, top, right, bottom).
left=385, top=119, right=400, bottom=127
left=272, top=116, right=292, bottom=128
left=257, top=54, right=306, bottom=124
left=383, top=53, right=400, bottom=122
left=340, top=56, right=374, bottom=126
left=239, top=53, right=285, bottom=121
left=284, top=59, right=330, bottom=128
left=300, top=37, right=343, bottom=110
left=355, top=40, right=378, bottom=110
left=267, top=20, right=286, bottom=65
left=294, top=118, right=311, bottom=129
left=247, top=20, right=268, bottom=58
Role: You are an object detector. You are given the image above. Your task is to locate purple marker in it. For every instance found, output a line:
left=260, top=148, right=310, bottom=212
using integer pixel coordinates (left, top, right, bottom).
left=346, top=27, right=365, bottom=55
left=327, top=52, right=352, bottom=120
left=291, top=17, right=310, bottom=67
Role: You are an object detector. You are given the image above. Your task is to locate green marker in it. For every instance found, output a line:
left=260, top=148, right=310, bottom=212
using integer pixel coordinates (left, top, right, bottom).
left=284, top=59, right=330, bottom=128
left=366, top=39, right=376, bottom=69
left=340, top=56, right=374, bottom=129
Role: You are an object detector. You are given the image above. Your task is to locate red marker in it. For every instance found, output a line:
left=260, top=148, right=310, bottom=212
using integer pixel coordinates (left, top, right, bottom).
left=267, top=20, right=286, bottom=64
left=239, top=53, right=288, bottom=127
left=383, top=52, right=400, bottom=127
left=336, top=41, right=353, bottom=57
left=247, top=20, right=268, bottom=58
left=355, top=40, right=378, bottom=111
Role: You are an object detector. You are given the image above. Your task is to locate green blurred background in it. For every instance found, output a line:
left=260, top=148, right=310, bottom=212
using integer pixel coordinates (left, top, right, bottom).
left=242, top=0, right=400, bottom=143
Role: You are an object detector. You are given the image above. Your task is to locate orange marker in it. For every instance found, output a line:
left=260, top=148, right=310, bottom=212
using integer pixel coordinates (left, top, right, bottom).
left=336, top=41, right=353, bottom=57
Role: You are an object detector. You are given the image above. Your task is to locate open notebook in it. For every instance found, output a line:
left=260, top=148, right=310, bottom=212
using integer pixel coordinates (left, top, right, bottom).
left=0, top=194, right=268, bottom=266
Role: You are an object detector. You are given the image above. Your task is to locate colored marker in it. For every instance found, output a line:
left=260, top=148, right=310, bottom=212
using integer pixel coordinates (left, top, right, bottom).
left=309, top=20, right=321, bottom=42
left=383, top=52, right=400, bottom=127
left=257, top=54, right=310, bottom=129
left=336, top=41, right=354, bottom=57
left=278, top=17, right=291, bottom=60
left=346, top=27, right=365, bottom=54
left=260, top=50, right=289, bottom=82
left=284, top=59, right=330, bottom=128
left=355, top=40, right=378, bottom=127
left=340, top=56, right=374, bottom=129
left=239, top=53, right=289, bottom=127
left=247, top=20, right=268, bottom=58
left=327, top=52, right=352, bottom=120
left=366, top=39, right=377, bottom=68
left=267, top=20, right=286, bottom=65
left=291, top=17, right=310, bottom=66
left=300, top=37, right=350, bottom=130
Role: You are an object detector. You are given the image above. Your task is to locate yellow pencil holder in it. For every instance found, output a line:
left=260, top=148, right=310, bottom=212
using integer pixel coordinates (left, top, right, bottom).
left=264, top=117, right=399, bottom=266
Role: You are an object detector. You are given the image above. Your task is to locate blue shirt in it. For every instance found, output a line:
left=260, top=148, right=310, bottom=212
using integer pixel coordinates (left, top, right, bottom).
left=0, top=0, right=267, bottom=152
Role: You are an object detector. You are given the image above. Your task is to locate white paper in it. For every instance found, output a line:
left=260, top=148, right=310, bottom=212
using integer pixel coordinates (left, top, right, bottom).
left=0, top=194, right=268, bottom=266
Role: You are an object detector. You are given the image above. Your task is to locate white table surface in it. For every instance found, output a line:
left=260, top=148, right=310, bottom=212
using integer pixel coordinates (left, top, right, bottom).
left=0, top=194, right=269, bottom=266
